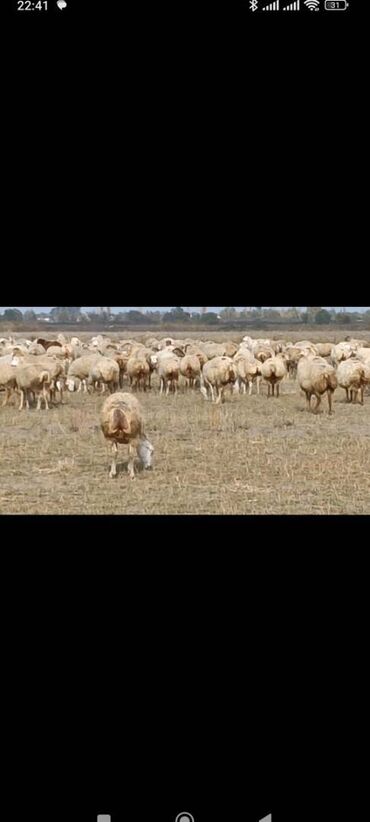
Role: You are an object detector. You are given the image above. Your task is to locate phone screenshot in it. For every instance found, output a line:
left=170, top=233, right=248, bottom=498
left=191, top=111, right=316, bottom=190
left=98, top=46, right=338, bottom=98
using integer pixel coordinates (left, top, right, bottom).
left=5, top=2, right=367, bottom=822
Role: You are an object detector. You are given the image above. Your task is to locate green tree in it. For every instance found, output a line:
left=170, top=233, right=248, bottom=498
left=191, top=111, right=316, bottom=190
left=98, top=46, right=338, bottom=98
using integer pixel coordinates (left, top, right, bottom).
left=23, top=309, right=37, bottom=322
left=315, top=309, right=332, bottom=325
left=3, top=308, right=23, bottom=323
left=220, top=307, right=237, bottom=321
left=335, top=312, right=351, bottom=324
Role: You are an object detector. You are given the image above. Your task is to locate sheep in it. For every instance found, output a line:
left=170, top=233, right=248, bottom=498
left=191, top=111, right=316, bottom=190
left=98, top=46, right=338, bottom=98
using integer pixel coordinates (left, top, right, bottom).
left=66, top=354, right=101, bottom=392
left=179, top=354, right=201, bottom=390
left=100, top=392, right=154, bottom=479
left=0, top=363, right=18, bottom=406
left=315, top=343, right=333, bottom=358
left=14, top=364, right=51, bottom=411
left=336, top=358, right=370, bottom=405
left=260, top=355, right=287, bottom=397
left=234, top=352, right=260, bottom=396
left=183, top=345, right=208, bottom=368
left=86, top=358, right=120, bottom=394
left=297, top=356, right=338, bottom=415
left=253, top=345, right=275, bottom=364
left=200, top=356, right=237, bottom=404
left=36, top=338, right=62, bottom=351
left=157, top=356, right=180, bottom=396
left=28, top=343, right=47, bottom=356
left=356, top=348, right=370, bottom=364
left=126, top=355, right=150, bottom=392
left=128, top=347, right=159, bottom=389
left=284, top=346, right=306, bottom=379
left=200, top=342, right=228, bottom=360
left=331, top=342, right=357, bottom=365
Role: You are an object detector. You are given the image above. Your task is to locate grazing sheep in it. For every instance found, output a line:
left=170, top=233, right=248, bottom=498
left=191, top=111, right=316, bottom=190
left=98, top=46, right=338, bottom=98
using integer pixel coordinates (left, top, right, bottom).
left=180, top=354, right=201, bottom=389
left=15, top=364, right=51, bottom=411
left=100, top=392, right=154, bottom=479
left=337, top=358, right=370, bottom=405
left=0, top=363, right=18, bottom=406
left=297, top=356, right=338, bottom=414
left=66, top=354, right=101, bottom=392
left=200, top=356, right=237, bottom=404
left=87, top=358, right=120, bottom=394
left=260, top=355, right=287, bottom=397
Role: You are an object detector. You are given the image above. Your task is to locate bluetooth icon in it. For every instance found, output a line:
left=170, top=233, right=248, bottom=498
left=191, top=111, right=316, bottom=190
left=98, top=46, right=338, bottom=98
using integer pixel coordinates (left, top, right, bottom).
left=249, top=0, right=259, bottom=9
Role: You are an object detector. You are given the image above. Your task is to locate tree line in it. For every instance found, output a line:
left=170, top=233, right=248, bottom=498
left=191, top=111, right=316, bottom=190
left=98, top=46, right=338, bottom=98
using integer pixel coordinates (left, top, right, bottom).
left=1, top=306, right=369, bottom=326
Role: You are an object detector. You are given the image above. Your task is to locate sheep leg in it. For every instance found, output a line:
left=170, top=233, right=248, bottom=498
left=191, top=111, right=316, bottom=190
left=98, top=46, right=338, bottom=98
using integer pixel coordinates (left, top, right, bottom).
left=276, top=383, right=280, bottom=398
left=327, top=390, right=334, bottom=415
left=345, top=387, right=350, bottom=403
left=109, top=442, right=118, bottom=478
left=313, top=394, right=321, bottom=414
left=128, top=443, right=136, bottom=480
left=305, top=392, right=311, bottom=412
left=360, top=387, right=364, bottom=405
left=36, top=393, right=42, bottom=411
left=160, top=378, right=164, bottom=396
left=166, top=381, right=170, bottom=397
left=43, top=387, right=49, bottom=410
left=2, top=387, right=11, bottom=407
left=18, top=390, right=24, bottom=411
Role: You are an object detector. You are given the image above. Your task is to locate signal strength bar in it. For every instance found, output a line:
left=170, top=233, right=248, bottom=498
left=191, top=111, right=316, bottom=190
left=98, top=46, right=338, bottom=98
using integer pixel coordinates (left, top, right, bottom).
left=283, top=0, right=300, bottom=8
left=262, top=0, right=279, bottom=9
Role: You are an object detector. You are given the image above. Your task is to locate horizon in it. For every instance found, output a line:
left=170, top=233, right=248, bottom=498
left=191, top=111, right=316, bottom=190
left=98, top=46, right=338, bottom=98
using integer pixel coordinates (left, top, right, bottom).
left=1, top=306, right=369, bottom=314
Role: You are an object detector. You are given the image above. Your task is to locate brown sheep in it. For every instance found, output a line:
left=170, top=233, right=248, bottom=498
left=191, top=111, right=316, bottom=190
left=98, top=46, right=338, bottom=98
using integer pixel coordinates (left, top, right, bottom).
left=100, top=392, right=154, bottom=479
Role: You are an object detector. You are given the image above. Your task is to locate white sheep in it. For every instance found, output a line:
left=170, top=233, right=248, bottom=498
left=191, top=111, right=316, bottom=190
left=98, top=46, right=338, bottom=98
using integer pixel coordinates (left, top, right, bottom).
left=86, top=358, right=120, bottom=394
left=297, top=356, right=338, bottom=414
left=157, top=356, right=181, bottom=396
left=179, top=355, right=201, bottom=390
left=0, top=363, right=18, bottom=406
left=200, top=356, right=237, bottom=404
left=234, top=352, right=260, bottom=396
left=100, top=392, right=154, bottom=479
left=66, top=354, right=101, bottom=392
left=15, top=364, right=51, bottom=411
left=260, top=355, right=287, bottom=397
left=336, top=358, right=370, bottom=405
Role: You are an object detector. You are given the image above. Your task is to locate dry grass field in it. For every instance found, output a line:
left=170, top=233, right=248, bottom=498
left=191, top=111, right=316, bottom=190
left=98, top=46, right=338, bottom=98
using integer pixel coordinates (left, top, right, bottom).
left=1, top=329, right=370, bottom=515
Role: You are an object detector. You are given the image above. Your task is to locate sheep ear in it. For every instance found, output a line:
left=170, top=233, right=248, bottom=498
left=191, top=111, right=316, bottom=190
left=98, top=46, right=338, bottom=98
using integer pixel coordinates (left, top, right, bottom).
left=173, top=348, right=185, bottom=358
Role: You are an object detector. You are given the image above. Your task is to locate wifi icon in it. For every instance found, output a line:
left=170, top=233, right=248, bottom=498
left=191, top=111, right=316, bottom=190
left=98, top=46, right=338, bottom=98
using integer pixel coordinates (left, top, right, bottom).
left=304, top=0, right=320, bottom=9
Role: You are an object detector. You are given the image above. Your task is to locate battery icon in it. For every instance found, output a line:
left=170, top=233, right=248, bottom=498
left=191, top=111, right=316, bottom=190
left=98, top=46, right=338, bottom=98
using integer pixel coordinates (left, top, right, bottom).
left=324, top=1, right=349, bottom=9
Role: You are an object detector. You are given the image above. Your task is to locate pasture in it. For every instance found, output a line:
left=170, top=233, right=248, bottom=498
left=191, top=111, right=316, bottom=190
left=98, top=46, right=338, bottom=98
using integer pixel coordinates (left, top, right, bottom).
left=1, top=326, right=370, bottom=515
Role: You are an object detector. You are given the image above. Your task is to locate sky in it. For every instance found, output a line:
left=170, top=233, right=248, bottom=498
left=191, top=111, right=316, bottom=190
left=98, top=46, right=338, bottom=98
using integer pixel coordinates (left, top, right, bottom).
left=1, top=307, right=369, bottom=313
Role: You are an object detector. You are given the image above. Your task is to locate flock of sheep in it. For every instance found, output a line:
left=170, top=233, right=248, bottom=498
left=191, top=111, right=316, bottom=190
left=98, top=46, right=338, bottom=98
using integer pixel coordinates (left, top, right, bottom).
left=1, top=332, right=370, bottom=479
